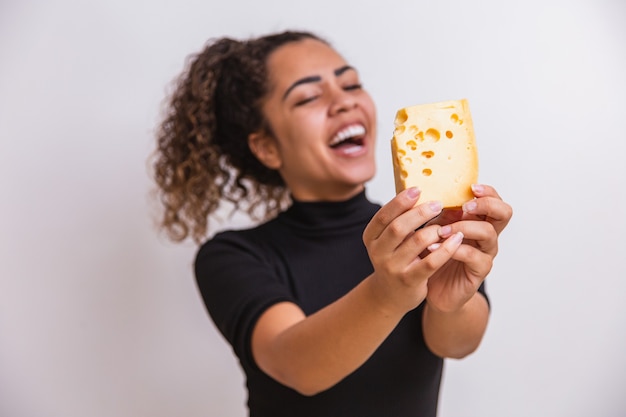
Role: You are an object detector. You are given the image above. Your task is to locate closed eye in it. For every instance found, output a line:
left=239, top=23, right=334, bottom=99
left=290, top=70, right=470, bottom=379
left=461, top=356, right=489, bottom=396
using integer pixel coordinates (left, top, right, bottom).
left=294, top=83, right=362, bottom=107
left=294, top=95, right=319, bottom=106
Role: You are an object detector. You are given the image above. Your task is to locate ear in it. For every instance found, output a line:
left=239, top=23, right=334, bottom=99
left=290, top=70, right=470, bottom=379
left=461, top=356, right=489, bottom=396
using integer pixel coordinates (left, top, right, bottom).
left=248, top=131, right=282, bottom=170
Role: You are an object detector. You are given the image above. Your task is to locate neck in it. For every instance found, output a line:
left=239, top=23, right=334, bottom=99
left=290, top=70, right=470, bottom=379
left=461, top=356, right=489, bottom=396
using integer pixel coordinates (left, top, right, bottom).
left=288, top=183, right=366, bottom=203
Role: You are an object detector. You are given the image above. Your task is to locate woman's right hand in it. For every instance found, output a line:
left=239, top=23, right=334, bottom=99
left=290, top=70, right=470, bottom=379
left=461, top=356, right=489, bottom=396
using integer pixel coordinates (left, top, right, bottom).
left=362, top=187, right=464, bottom=316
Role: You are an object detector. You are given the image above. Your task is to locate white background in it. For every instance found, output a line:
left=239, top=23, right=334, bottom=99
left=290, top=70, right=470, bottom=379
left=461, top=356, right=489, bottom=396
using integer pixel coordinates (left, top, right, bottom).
left=1, top=0, right=625, bottom=416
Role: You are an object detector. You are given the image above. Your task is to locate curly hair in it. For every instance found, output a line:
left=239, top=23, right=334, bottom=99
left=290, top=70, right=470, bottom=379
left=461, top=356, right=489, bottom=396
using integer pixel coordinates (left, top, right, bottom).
left=152, top=31, right=326, bottom=243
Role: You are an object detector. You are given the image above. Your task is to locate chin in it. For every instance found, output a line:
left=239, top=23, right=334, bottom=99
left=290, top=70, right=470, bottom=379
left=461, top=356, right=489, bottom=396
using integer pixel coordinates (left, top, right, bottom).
left=349, top=171, right=376, bottom=188
left=359, top=162, right=377, bottom=182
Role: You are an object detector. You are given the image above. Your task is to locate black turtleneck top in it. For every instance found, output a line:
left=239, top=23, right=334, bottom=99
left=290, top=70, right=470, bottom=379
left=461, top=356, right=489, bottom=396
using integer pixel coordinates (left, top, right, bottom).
left=195, top=191, right=487, bottom=417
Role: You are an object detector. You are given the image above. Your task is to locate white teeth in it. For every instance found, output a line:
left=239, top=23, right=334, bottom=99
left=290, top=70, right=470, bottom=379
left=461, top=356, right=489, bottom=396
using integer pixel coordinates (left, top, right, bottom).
left=330, top=124, right=366, bottom=146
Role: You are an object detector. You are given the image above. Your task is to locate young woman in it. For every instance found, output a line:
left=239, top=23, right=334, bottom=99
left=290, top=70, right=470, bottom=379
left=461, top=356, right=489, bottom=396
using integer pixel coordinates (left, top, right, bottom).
left=153, top=30, right=512, bottom=417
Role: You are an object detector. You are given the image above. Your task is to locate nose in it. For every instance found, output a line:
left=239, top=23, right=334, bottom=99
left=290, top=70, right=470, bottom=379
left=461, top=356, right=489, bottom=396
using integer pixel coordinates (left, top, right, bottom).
left=328, top=86, right=357, bottom=115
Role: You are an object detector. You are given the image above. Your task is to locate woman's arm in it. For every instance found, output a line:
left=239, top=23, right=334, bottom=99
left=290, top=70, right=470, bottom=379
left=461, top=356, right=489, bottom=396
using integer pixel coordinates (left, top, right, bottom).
left=251, top=279, right=403, bottom=396
left=251, top=187, right=462, bottom=396
left=422, top=291, right=490, bottom=358
left=422, top=184, right=512, bottom=358
left=252, top=184, right=512, bottom=394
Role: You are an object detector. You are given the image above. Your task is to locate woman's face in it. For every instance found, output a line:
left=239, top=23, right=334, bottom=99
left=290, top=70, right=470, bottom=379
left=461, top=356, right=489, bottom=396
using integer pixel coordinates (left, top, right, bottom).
left=252, top=38, right=377, bottom=202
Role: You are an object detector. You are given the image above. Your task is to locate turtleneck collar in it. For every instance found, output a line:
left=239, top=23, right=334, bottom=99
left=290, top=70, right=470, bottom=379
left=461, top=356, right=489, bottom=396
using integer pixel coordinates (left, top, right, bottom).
left=277, top=189, right=380, bottom=235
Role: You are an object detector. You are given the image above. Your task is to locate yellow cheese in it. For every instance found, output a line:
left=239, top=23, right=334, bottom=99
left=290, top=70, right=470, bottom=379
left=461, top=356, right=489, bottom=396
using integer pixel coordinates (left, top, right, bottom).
left=391, top=99, right=478, bottom=208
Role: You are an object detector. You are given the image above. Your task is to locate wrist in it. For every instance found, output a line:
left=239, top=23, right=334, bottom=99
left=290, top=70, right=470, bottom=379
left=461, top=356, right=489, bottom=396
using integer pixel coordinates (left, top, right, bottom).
left=362, top=273, right=416, bottom=320
left=425, top=292, right=476, bottom=316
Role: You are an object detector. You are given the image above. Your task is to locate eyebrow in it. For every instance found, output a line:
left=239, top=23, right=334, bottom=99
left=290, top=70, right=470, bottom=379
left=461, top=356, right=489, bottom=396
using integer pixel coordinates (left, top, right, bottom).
left=281, top=65, right=356, bottom=101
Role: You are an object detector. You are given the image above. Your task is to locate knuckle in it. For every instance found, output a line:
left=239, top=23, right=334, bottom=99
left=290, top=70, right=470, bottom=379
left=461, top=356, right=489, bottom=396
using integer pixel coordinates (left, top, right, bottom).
left=491, top=242, right=500, bottom=257
left=465, top=246, right=490, bottom=268
left=464, top=247, right=479, bottom=263
left=419, top=256, right=440, bottom=273
left=482, top=198, right=496, bottom=216
left=395, top=269, right=411, bottom=285
left=414, top=204, right=432, bottom=219
left=504, top=203, right=514, bottom=220
left=476, top=221, right=496, bottom=241
left=412, top=229, right=436, bottom=248
left=480, top=257, right=494, bottom=275
left=375, top=211, right=392, bottom=227
left=487, top=198, right=513, bottom=221
left=387, top=221, right=405, bottom=238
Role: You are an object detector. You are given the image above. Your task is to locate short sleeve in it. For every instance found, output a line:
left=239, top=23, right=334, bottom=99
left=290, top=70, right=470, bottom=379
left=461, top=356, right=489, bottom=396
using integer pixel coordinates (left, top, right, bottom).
left=477, top=281, right=490, bottom=309
left=194, top=231, right=295, bottom=367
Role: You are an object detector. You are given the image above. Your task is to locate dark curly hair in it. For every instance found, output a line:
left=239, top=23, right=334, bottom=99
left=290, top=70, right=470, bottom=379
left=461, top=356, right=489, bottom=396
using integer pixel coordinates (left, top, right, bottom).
left=152, top=30, right=326, bottom=243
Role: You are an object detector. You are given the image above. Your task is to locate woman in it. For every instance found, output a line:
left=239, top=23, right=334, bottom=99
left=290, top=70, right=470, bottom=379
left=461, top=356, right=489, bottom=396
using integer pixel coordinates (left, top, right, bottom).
left=153, top=30, right=512, bottom=417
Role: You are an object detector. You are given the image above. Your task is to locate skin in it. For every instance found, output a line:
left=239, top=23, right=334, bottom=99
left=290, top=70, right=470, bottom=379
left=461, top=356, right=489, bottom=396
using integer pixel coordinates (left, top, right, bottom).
left=247, top=39, right=513, bottom=396
left=248, top=39, right=377, bottom=202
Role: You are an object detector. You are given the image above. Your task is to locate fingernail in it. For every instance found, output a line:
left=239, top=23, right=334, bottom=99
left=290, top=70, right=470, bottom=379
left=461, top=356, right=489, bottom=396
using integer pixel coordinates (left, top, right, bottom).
left=427, top=243, right=441, bottom=252
left=429, top=201, right=443, bottom=212
left=451, top=231, right=464, bottom=243
left=407, top=187, right=420, bottom=199
left=471, top=184, right=484, bottom=195
left=438, top=225, right=452, bottom=237
left=463, top=201, right=477, bottom=213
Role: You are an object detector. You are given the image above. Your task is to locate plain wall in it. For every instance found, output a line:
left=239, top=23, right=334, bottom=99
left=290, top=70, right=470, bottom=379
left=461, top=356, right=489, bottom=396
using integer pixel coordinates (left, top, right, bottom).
left=1, top=0, right=625, bottom=416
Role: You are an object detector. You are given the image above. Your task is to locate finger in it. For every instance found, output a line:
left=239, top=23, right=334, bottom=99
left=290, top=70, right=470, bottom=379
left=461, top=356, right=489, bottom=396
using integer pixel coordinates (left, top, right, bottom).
left=470, top=183, right=501, bottom=200
left=407, top=231, right=464, bottom=276
left=437, top=220, right=498, bottom=256
left=463, top=186, right=513, bottom=235
left=424, top=208, right=462, bottom=227
left=450, top=244, right=494, bottom=282
left=394, top=224, right=442, bottom=264
left=363, top=187, right=421, bottom=243
left=462, top=197, right=512, bottom=235
left=374, top=200, right=445, bottom=254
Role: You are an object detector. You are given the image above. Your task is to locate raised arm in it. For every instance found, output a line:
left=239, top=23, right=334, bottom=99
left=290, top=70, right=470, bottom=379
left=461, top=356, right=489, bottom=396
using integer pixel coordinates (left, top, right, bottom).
left=422, top=184, right=512, bottom=358
left=251, top=187, right=463, bottom=396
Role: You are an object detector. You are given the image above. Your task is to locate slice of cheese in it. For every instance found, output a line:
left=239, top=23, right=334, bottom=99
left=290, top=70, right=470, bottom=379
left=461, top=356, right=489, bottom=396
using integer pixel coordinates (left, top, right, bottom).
left=391, top=99, right=478, bottom=208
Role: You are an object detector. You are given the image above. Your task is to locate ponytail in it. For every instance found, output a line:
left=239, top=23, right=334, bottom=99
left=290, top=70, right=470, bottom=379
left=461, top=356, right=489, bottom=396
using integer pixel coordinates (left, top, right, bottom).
left=152, top=31, right=324, bottom=243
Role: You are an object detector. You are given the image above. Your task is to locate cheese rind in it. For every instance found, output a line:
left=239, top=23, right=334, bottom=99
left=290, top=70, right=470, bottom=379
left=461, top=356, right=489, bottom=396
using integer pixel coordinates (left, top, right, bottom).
left=391, top=99, right=478, bottom=208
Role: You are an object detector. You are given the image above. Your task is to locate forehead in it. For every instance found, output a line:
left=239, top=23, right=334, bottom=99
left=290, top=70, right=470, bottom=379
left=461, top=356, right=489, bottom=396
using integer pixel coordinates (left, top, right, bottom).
left=265, top=39, right=349, bottom=90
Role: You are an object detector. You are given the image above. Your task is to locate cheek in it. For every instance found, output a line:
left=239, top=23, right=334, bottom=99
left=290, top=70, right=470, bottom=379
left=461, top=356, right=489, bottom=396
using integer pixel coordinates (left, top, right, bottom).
left=283, top=111, right=327, bottom=146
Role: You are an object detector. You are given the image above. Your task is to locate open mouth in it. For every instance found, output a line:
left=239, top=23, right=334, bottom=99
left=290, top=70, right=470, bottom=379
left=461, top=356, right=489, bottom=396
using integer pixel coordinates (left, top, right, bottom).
left=329, top=124, right=366, bottom=150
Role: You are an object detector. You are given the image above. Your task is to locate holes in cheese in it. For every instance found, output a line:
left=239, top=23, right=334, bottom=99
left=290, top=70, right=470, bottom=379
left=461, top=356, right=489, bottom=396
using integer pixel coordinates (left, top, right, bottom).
left=391, top=99, right=478, bottom=208
left=425, top=128, right=440, bottom=141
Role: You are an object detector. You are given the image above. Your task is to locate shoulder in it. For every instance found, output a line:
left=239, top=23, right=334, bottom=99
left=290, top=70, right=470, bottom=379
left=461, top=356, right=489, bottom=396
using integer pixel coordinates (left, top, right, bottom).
left=195, top=218, right=283, bottom=270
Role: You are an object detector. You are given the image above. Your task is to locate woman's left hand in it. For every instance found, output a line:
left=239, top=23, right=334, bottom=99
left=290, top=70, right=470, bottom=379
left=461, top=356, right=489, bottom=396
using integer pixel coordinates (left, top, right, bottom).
left=425, top=184, right=513, bottom=313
